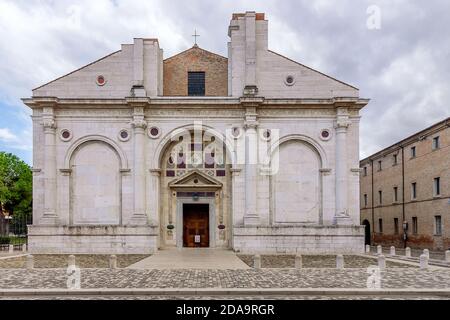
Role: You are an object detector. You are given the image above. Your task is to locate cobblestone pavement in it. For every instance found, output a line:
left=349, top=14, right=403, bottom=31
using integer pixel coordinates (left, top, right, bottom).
left=1, top=295, right=449, bottom=300
left=1, top=268, right=449, bottom=290
left=237, top=255, right=412, bottom=268
left=0, top=255, right=150, bottom=269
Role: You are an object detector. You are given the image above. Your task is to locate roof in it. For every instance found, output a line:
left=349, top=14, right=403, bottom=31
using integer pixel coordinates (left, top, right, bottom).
left=164, top=45, right=227, bottom=62
left=268, top=50, right=359, bottom=91
left=32, top=50, right=121, bottom=91
left=360, top=117, right=450, bottom=163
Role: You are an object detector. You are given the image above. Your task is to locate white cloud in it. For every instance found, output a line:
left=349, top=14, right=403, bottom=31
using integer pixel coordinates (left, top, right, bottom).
left=0, top=128, right=18, bottom=142
left=0, top=0, right=449, bottom=162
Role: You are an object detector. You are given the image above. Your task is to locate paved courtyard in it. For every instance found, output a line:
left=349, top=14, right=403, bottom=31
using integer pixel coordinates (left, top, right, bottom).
left=1, top=250, right=449, bottom=300
left=127, top=248, right=249, bottom=269
left=1, top=268, right=450, bottom=290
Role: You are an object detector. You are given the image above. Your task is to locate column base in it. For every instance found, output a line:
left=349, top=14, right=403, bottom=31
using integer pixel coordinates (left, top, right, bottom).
left=333, top=214, right=353, bottom=226
left=243, top=215, right=260, bottom=226
left=39, top=212, right=59, bottom=225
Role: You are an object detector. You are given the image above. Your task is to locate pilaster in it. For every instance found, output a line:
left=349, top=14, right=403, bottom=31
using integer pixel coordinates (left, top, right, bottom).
left=41, top=101, right=58, bottom=225
left=334, top=107, right=352, bottom=225
left=130, top=104, right=148, bottom=225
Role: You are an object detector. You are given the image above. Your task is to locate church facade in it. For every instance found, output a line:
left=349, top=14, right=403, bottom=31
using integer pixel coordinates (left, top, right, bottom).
left=23, top=12, right=369, bottom=254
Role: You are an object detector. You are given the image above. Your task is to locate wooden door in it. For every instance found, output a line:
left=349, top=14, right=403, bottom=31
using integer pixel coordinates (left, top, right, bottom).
left=183, top=204, right=209, bottom=247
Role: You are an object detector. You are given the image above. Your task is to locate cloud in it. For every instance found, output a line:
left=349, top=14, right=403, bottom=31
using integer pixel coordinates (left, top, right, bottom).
left=0, top=0, right=449, bottom=164
left=0, top=128, right=18, bottom=142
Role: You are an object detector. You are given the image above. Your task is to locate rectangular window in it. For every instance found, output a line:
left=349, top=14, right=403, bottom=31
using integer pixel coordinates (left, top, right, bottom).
left=432, top=136, right=440, bottom=150
left=363, top=166, right=367, bottom=176
left=393, top=154, right=398, bottom=165
left=411, top=182, right=417, bottom=200
left=435, top=216, right=442, bottom=235
left=410, top=146, right=416, bottom=158
left=434, top=177, right=441, bottom=196
left=378, top=160, right=382, bottom=171
left=393, top=187, right=398, bottom=202
left=364, top=194, right=368, bottom=207
left=188, top=71, right=205, bottom=96
left=394, top=218, right=399, bottom=235
left=412, top=217, right=418, bottom=234
left=378, top=218, right=383, bottom=233
left=378, top=190, right=383, bottom=205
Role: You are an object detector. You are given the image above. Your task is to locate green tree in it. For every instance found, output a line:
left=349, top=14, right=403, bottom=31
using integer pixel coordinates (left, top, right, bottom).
left=0, top=152, right=32, bottom=235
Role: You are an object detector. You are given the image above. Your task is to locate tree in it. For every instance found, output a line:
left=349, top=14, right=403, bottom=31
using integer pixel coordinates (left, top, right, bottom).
left=0, top=152, right=32, bottom=235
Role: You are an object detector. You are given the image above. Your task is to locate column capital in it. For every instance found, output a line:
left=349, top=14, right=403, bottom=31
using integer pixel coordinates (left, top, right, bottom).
left=131, top=119, right=147, bottom=130
left=42, top=118, right=57, bottom=131
left=244, top=120, right=259, bottom=130
left=334, top=120, right=350, bottom=131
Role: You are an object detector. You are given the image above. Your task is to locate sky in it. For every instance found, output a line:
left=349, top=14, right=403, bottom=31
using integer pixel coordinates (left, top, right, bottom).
left=0, top=0, right=449, bottom=165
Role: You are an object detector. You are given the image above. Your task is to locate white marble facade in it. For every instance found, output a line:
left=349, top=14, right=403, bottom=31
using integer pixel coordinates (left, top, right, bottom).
left=24, top=12, right=369, bottom=254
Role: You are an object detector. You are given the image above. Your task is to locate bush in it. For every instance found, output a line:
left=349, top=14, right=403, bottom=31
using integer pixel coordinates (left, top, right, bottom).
left=0, top=236, right=10, bottom=244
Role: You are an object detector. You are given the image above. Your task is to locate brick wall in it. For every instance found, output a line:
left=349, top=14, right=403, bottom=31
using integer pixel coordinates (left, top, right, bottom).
left=360, top=121, right=450, bottom=250
left=163, top=46, right=228, bottom=96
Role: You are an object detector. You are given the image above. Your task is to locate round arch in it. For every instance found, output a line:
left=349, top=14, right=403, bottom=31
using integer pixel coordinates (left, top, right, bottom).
left=64, top=135, right=129, bottom=170
left=269, top=134, right=328, bottom=168
left=151, top=124, right=236, bottom=170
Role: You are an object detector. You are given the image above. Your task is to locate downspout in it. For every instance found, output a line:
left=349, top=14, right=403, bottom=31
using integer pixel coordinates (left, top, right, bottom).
left=370, top=159, right=374, bottom=244
left=401, top=146, right=406, bottom=248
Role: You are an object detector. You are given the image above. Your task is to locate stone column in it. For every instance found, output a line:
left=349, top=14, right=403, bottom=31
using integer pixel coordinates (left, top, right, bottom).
left=334, top=107, right=352, bottom=225
left=130, top=106, right=147, bottom=225
left=148, top=169, right=161, bottom=227
left=41, top=106, right=58, bottom=224
left=243, top=107, right=259, bottom=226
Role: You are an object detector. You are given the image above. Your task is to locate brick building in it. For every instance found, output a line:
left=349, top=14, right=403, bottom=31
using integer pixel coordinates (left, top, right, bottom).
left=360, top=117, right=450, bottom=250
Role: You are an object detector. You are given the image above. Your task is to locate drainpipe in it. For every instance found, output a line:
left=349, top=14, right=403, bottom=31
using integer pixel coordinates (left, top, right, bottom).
left=401, top=146, right=406, bottom=248
left=370, top=159, right=375, bottom=245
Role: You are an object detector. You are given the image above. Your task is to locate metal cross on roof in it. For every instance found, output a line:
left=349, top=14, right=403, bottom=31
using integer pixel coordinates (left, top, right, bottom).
left=192, top=29, right=200, bottom=46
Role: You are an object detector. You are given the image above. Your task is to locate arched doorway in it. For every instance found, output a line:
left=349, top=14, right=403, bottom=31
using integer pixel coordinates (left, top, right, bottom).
left=362, top=219, right=371, bottom=245
left=157, top=128, right=232, bottom=249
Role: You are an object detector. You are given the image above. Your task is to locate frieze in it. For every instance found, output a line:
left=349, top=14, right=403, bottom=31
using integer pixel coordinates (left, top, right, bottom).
left=55, top=109, right=132, bottom=117
left=145, top=109, right=245, bottom=118
left=258, top=109, right=337, bottom=117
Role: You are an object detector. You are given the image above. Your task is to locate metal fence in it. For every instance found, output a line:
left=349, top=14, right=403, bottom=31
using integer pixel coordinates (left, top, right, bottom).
left=0, top=214, right=31, bottom=252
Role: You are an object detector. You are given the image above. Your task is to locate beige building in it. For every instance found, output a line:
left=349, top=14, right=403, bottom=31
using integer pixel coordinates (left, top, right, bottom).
left=360, top=117, right=450, bottom=250
left=23, top=12, right=369, bottom=254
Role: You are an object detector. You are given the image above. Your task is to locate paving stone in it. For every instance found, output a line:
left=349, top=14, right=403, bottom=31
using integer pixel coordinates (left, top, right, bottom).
left=0, top=269, right=449, bottom=290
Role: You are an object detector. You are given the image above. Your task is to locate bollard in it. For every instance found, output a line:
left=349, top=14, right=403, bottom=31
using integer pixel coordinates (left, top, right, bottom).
left=377, top=245, right=382, bottom=255
left=253, top=254, right=261, bottom=269
left=378, top=254, right=386, bottom=270
left=445, top=250, right=450, bottom=263
left=390, top=246, right=396, bottom=256
left=8, top=244, right=14, bottom=254
left=22, top=244, right=27, bottom=252
left=68, top=255, right=76, bottom=267
left=336, top=254, right=344, bottom=269
left=420, top=254, right=429, bottom=269
left=423, top=249, right=429, bottom=259
left=294, top=254, right=302, bottom=269
left=405, top=247, right=411, bottom=257
left=109, top=255, right=117, bottom=269
left=365, top=245, right=371, bottom=253
left=26, top=255, right=34, bottom=270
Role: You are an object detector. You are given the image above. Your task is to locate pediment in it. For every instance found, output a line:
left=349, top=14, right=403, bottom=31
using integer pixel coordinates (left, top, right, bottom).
left=169, top=169, right=223, bottom=189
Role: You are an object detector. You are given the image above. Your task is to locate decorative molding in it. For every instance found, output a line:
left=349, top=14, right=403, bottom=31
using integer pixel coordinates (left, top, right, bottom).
left=130, top=119, right=147, bottom=130
left=64, top=135, right=129, bottom=170
left=59, top=168, right=72, bottom=176
left=42, top=118, right=56, bottom=129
